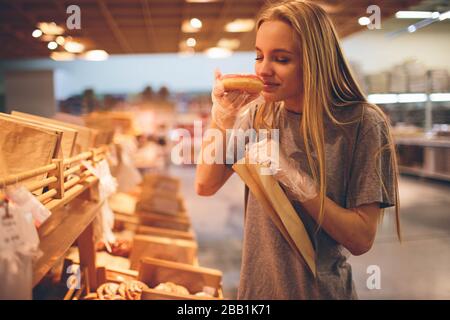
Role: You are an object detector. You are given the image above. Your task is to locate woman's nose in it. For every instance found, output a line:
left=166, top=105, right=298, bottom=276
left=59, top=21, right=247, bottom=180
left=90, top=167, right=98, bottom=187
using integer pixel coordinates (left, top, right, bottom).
left=256, top=59, right=274, bottom=77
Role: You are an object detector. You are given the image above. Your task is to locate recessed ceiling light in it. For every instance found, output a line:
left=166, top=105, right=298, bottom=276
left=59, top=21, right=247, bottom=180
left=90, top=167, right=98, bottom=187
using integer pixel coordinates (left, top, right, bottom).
left=205, top=47, right=232, bottom=59
left=217, top=38, right=240, bottom=50
left=182, top=20, right=200, bottom=33
left=186, top=38, right=196, bottom=47
left=47, top=41, right=58, bottom=50
left=395, top=11, right=437, bottom=19
left=56, top=36, right=65, bottom=46
left=40, top=34, right=55, bottom=42
left=64, top=40, right=85, bottom=53
left=407, top=25, right=417, bottom=33
left=439, top=10, right=450, bottom=21
left=37, top=22, right=64, bottom=35
left=358, top=17, right=371, bottom=26
left=190, top=18, right=202, bottom=29
left=50, top=52, right=76, bottom=61
left=32, top=29, right=42, bottom=38
left=224, top=19, right=255, bottom=32
left=83, top=50, right=109, bottom=61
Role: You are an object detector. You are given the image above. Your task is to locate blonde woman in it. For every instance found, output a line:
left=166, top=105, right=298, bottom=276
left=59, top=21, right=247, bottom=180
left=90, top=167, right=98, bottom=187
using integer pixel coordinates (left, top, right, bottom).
left=195, top=0, right=401, bottom=299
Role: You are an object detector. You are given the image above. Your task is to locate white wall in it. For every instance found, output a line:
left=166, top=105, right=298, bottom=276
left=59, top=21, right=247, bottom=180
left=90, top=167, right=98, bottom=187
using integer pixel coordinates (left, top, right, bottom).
left=341, top=18, right=450, bottom=74
left=0, top=52, right=257, bottom=99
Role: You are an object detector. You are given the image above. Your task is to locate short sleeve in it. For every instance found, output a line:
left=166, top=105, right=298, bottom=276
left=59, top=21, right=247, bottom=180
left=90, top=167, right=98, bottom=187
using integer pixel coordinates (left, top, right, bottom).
left=346, top=119, right=396, bottom=209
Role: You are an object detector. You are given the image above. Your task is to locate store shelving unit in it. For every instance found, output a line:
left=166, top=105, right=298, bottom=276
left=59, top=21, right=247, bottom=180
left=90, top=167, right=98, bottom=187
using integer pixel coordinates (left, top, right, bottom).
left=369, top=93, right=450, bottom=182
left=0, top=146, right=109, bottom=294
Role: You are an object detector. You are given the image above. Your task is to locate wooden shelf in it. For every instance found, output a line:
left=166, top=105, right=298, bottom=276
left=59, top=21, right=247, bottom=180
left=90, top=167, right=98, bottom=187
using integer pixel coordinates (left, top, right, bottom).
left=395, top=137, right=450, bottom=148
left=399, top=165, right=450, bottom=182
left=33, top=196, right=104, bottom=287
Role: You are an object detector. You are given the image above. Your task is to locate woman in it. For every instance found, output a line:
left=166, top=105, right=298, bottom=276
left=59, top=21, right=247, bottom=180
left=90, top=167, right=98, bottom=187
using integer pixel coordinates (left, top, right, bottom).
left=195, top=0, right=401, bottom=299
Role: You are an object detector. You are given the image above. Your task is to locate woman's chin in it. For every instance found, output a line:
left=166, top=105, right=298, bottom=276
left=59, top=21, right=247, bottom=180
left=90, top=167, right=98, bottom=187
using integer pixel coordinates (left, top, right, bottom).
left=261, top=92, right=280, bottom=102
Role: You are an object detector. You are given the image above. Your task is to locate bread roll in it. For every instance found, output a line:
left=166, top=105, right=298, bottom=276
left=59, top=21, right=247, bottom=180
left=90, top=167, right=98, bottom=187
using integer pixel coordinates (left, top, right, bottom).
left=221, top=74, right=264, bottom=94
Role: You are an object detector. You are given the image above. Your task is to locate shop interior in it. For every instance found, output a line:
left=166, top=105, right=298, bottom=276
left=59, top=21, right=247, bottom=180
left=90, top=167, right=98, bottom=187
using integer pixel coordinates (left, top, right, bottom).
left=0, top=0, right=449, bottom=300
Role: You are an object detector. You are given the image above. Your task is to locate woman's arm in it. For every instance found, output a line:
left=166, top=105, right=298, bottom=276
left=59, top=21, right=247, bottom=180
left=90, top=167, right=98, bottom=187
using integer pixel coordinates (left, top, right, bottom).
left=195, top=120, right=234, bottom=196
left=301, top=196, right=381, bottom=256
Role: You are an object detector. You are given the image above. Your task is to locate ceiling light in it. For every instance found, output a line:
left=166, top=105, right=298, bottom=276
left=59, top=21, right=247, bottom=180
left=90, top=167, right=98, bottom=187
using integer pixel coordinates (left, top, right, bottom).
left=50, top=52, right=76, bottom=61
left=190, top=18, right=202, bottom=29
left=56, top=36, right=65, bottom=46
left=368, top=94, right=398, bottom=104
left=205, top=47, right=232, bottom=59
left=186, top=38, right=196, bottom=47
left=439, top=11, right=450, bottom=21
left=398, top=93, right=427, bottom=103
left=83, top=50, right=109, bottom=61
left=430, top=93, right=450, bottom=102
left=32, top=29, right=42, bottom=38
left=358, top=17, right=371, bottom=26
left=395, top=11, right=437, bottom=19
left=41, top=34, right=55, bottom=42
left=217, top=38, right=240, bottom=50
left=64, top=40, right=85, bottom=53
left=47, top=41, right=58, bottom=50
left=37, top=22, right=64, bottom=35
left=407, top=25, right=417, bottom=33
left=225, top=19, right=255, bottom=32
left=182, top=20, right=200, bottom=33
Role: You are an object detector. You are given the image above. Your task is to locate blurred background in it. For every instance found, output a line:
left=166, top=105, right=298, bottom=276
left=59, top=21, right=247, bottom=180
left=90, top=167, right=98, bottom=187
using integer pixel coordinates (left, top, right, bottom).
left=0, top=0, right=449, bottom=299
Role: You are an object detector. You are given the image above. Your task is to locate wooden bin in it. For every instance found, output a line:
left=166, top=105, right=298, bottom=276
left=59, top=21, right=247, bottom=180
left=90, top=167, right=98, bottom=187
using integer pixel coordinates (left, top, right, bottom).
left=136, top=225, right=196, bottom=241
left=129, top=234, right=198, bottom=270
left=138, top=258, right=223, bottom=300
left=137, top=211, right=191, bottom=231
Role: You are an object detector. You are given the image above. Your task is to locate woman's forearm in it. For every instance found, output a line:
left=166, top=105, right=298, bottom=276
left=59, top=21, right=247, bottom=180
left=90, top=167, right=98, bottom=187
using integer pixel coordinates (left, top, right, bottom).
left=301, top=195, right=381, bottom=256
left=195, top=120, right=234, bottom=196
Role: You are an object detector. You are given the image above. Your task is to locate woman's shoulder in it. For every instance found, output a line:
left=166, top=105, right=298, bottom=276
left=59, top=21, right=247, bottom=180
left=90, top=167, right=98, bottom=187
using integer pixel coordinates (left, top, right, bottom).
left=359, top=103, right=391, bottom=137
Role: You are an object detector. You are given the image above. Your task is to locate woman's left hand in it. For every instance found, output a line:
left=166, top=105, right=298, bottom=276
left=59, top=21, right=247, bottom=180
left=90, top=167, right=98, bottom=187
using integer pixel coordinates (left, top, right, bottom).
left=247, top=138, right=318, bottom=202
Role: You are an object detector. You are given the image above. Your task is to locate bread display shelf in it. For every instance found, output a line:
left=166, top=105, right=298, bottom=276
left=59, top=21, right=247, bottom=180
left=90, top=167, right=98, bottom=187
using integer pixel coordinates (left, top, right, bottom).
left=0, top=145, right=110, bottom=293
left=34, top=196, right=104, bottom=287
left=138, top=258, right=223, bottom=300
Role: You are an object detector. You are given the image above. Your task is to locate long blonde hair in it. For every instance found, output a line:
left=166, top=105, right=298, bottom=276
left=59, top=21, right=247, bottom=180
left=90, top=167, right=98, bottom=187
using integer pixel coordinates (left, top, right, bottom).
left=255, top=0, right=401, bottom=240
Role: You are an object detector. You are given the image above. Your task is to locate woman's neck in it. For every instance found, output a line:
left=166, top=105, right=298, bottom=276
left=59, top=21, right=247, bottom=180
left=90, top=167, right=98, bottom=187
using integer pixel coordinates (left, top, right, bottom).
left=283, top=99, right=303, bottom=114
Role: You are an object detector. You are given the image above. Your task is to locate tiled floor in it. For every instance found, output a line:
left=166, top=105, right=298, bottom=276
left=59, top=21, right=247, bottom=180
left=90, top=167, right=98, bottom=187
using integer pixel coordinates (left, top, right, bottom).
left=171, top=165, right=450, bottom=299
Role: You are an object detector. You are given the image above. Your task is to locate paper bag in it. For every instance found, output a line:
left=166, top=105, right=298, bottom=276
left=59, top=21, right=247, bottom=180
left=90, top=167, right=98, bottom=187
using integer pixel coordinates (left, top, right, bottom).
left=233, top=160, right=316, bottom=276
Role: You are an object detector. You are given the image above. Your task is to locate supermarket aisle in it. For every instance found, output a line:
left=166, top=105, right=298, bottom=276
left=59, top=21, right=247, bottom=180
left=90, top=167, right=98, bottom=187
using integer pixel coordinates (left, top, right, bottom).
left=172, top=165, right=450, bottom=299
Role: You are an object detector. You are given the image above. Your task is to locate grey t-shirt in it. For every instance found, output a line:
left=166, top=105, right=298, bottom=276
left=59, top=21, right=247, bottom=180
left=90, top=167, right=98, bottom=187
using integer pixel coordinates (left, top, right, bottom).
left=230, top=102, right=395, bottom=300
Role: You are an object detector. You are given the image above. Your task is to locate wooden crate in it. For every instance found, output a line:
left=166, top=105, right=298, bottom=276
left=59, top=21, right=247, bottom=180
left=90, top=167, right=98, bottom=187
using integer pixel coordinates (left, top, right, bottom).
left=129, top=234, right=198, bottom=270
left=137, top=211, right=191, bottom=231
left=136, top=225, right=196, bottom=241
left=138, top=258, right=223, bottom=300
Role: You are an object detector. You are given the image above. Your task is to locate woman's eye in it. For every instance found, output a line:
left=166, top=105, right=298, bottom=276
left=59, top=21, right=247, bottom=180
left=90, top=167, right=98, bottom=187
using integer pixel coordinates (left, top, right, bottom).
left=275, top=57, right=289, bottom=63
left=255, top=56, right=263, bottom=61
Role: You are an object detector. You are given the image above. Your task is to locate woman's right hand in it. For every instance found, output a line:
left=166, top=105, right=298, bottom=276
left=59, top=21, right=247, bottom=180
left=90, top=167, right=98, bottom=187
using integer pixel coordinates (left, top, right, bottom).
left=211, top=69, right=261, bottom=130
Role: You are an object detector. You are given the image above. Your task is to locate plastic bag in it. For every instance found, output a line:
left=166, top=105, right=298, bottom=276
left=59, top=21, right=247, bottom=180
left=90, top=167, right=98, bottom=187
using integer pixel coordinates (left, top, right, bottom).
left=0, top=194, right=41, bottom=299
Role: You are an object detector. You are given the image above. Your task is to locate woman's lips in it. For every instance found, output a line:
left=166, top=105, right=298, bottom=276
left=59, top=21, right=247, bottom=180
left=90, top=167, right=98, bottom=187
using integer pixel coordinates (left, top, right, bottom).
left=263, top=83, right=279, bottom=92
